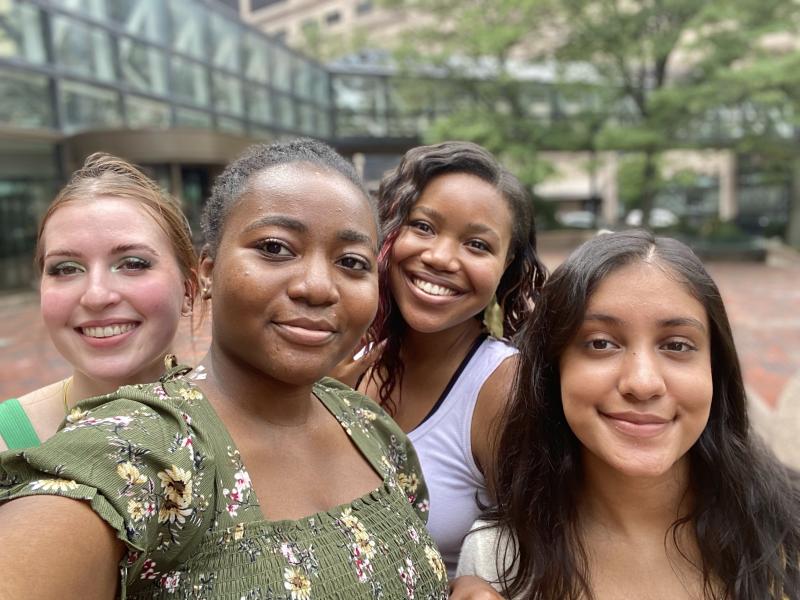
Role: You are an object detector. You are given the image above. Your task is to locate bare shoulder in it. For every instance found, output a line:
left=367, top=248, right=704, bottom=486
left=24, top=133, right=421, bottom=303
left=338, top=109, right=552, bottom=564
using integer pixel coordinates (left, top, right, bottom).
left=0, top=380, right=67, bottom=451
left=16, top=380, right=65, bottom=409
left=0, top=495, right=123, bottom=599
left=472, top=354, right=518, bottom=479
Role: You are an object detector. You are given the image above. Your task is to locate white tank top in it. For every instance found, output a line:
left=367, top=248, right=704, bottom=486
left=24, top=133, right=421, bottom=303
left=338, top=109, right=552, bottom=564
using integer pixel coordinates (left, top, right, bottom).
left=408, top=336, right=518, bottom=577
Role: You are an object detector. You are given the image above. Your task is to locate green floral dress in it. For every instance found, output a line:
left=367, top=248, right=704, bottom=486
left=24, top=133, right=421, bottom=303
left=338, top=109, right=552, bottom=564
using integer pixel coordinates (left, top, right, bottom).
left=0, top=366, right=448, bottom=600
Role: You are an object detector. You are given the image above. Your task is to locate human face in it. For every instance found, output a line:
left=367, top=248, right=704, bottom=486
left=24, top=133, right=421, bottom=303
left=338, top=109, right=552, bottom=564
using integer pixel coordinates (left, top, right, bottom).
left=559, top=261, right=713, bottom=480
left=389, top=172, right=513, bottom=335
left=200, top=163, right=379, bottom=387
left=40, top=197, right=189, bottom=386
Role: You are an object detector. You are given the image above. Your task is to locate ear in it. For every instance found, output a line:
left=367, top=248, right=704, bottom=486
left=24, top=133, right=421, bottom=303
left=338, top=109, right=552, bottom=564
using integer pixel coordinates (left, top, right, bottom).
left=180, top=272, right=197, bottom=316
left=198, top=245, right=214, bottom=300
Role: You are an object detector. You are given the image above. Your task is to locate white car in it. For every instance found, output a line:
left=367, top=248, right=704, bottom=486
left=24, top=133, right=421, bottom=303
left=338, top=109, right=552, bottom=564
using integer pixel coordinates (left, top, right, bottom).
left=625, top=208, right=678, bottom=228
left=556, top=210, right=597, bottom=228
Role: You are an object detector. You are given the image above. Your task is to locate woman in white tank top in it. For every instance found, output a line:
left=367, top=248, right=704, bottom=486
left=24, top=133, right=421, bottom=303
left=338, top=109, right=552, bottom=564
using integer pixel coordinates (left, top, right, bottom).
left=333, top=141, right=547, bottom=590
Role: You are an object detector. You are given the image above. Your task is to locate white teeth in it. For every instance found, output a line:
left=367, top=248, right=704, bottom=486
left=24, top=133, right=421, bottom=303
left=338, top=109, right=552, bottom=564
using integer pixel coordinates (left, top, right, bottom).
left=412, top=278, right=457, bottom=297
left=82, top=323, right=136, bottom=338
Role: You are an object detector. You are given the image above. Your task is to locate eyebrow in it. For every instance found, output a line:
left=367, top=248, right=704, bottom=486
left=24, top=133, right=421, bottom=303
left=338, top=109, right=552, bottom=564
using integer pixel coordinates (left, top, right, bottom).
left=244, top=215, right=306, bottom=234
left=44, top=243, right=160, bottom=260
left=244, top=215, right=376, bottom=250
left=583, top=313, right=707, bottom=334
left=338, top=228, right=377, bottom=249
left=413, top=205, right=501, bottom=239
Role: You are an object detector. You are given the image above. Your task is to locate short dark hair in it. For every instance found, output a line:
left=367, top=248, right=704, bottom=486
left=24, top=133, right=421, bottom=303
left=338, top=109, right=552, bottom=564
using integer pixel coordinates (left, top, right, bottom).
left=489, top=229, right=800, bottom=599
left=201, top=138, right=372, bottom=256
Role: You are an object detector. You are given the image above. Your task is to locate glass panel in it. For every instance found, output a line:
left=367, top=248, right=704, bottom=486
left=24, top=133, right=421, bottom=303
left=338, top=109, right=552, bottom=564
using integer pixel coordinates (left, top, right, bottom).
left=168, top=0, right=207, bottom=60
left=315, top=108, right=331, bottom=138
left=208, top=13, right=241, bottom=71
left=125, top=95, right=170, bottom=128
left=60, top=80, right=121, bottom=131
left=0, top=1, right=46, bottom=64
left=107, top=0, right=168, bottom=43
left=245, top=83, right=273, bottom=124
left=175, top=107, right=212, bottom=128
left=275, top=93, right=295, bottom=129
left=171, top=56, right=210, bottom=107
left=333, top=74, right=386, bottom=113
left=294, top=59, right=313, bottom=100
left=0, top=69, right=52, bottom=128
left=119, top=39, right=167, bottom=96
left=50, top=0, right=108, bottom=21
left=272, top=45, right=292, bottom=92
left=297, top=102, right=315, bottom=133
left=311, top=67, right=330, bottom=105
left=51, top=15, right=115, bottom=82
left=212, top=72, right=243, bottom=116
left=217, top=115, right=244, bottom=134
left=242, top=32, right=270, bottom=84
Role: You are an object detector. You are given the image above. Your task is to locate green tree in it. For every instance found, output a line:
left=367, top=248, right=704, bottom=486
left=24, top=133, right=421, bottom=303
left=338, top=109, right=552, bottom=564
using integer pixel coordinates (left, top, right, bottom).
left=381, top=0, right=798, bottom=233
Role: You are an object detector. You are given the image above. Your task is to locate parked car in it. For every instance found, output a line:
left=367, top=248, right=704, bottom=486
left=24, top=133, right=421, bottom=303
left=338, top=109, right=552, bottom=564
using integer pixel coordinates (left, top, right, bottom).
left=556, top=210, right=597, bottom=229
left=625, top=208, right=679, bottom=228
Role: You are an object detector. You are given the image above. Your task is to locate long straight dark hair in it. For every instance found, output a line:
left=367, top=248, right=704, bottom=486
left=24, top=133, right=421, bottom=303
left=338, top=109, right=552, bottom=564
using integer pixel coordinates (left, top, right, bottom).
left=366, top=141, right=547, bottom=414
left=488, top=229, right=800, bottom=599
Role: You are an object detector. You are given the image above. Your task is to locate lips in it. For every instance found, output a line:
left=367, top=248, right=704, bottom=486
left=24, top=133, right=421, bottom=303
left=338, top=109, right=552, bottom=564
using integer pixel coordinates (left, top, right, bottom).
left=273, top=317, right=337, bottom=346
left=601, top=411, right=673, bottom=438
left=406, top=272, right=464, bottom=301
left=76, top=320, right=140, bottom=339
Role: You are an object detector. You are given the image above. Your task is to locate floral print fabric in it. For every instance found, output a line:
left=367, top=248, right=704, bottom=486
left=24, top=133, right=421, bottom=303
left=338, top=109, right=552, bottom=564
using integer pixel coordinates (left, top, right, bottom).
left=0, top=370, right=447, bottom=599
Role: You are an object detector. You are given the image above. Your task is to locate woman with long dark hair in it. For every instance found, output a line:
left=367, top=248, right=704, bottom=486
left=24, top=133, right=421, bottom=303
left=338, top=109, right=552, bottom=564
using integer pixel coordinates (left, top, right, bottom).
left=335, top=141, right=547, bottom=580
left=458, top=229, right=800, bottom=599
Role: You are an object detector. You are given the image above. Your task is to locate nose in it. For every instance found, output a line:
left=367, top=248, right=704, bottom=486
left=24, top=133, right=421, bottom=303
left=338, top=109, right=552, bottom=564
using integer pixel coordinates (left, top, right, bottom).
left=79, top=270, right=122, bottom=311
left=617, top=348, right=667, bottom=402
left=420, top=237, right=459, bottom=272
left=287, top=254, right=340, bottom=306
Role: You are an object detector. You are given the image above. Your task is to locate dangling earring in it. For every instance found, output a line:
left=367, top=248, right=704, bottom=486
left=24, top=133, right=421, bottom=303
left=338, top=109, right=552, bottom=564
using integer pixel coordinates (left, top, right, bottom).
left=482, top=294, right=504, bottom=338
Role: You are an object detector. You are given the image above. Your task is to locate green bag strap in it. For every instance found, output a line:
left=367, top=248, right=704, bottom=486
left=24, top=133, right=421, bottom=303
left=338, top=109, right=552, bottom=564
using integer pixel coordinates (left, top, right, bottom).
left=0, top=398, right=41, bottom=450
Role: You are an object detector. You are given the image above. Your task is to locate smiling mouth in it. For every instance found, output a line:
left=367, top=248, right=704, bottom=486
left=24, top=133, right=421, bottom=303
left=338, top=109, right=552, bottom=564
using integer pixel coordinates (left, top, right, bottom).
left=411, top=277, right=459, bottom=297
left=601, top=412, right=673, bottom=438
left=79, top=323, right=138, bottom=339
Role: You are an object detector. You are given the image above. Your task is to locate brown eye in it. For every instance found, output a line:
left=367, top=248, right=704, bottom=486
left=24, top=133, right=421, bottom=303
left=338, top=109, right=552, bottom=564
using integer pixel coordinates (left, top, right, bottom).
left=256, top=239, right=292, bottom=257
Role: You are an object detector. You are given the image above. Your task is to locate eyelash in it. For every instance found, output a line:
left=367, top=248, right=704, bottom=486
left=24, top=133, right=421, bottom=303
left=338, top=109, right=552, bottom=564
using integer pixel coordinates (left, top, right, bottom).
left=409, top=221, right=492, bottom=253
left=113, top=257, right=151, bottom=272
left=46, top=261, right=84, bottom=277
left=338, top=255, right=372, bottom=272
left=409, top=220, right=433, bottom=234
left=661, top=340, right=697, bottom=352
left=256, top=239, right=293, bottom=258
left=584, top=338, right=697, bottom=353
left=46, top=257, right=151, bottom=277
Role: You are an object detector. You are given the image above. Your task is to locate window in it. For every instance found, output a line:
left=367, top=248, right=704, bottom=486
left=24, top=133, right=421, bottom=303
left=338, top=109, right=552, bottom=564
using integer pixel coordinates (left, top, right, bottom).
left=0, top=69, right=52, bottom=128
left=325, top=10, right=341, bottom=25
left=60, top=81, right=122, bottom=132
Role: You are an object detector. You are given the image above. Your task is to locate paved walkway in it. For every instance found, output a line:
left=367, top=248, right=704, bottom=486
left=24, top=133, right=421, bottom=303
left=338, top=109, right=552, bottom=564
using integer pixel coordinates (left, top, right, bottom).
left=1, top=251, right=798, bottom=468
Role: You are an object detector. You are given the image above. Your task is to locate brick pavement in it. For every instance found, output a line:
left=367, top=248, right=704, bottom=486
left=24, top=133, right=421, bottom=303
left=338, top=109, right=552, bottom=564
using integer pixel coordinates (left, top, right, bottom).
left=1, top=252, right=798, bottom=467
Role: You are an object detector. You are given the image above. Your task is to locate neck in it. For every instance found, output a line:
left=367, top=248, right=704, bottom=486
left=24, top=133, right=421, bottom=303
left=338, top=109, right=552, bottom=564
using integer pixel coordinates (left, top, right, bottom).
left=579, top=452, right=693, bottom=537
left=402, top=317, right=484, bottom=363
left=198, top=344, right=317, bottom=429
left=68, top=359, right=167, bottom=409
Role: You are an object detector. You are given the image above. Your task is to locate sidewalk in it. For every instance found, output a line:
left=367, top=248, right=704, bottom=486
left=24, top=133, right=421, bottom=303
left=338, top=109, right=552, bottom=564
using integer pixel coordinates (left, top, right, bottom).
left=1, top=252, right=798, bottom=468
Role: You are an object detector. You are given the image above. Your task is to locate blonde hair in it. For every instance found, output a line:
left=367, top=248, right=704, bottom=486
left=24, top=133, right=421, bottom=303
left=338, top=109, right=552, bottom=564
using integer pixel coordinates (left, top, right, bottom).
left=35, top=153, right=199, bottom=308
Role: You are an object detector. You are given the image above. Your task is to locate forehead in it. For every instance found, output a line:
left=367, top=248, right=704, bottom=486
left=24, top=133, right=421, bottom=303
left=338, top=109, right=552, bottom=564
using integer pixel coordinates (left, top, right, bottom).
left=414, top=172, right=512, bottom=229
left=226, top=163, right=377, bottom=239
left=43, top=196, right=171, bottom=248
left=586, top=261, right=708, bottom=324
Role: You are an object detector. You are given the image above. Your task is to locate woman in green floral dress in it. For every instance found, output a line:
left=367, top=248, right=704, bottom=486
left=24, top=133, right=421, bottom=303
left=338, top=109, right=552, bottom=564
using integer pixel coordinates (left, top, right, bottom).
left=0, top=139, right=448, bottom=600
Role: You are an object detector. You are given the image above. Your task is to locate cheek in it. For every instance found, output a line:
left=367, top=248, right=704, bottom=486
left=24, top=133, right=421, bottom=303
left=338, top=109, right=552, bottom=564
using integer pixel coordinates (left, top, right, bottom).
left=127, top=275, right=185, bottom=324
left=39, top=284, right=75, bottom=328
